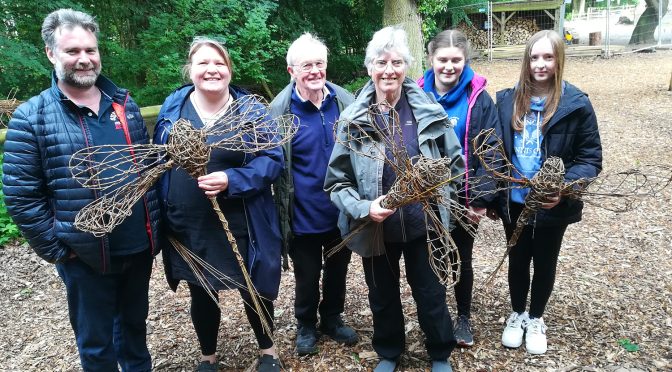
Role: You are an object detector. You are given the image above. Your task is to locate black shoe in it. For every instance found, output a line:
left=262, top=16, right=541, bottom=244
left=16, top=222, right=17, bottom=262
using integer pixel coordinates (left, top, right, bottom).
left=257, top=354, right=281, bottom=372
left=296, top=323, right=318, bottom=355
left=196, top=361, right=218, bottom=372
left=453, top=315, right=474, bottom=347
left=319, top=316, right=358, bottom=345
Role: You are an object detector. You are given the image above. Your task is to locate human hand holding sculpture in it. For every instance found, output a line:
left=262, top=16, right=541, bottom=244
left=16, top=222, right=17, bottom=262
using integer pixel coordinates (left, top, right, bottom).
left=369, top=195, right=396, bottom=222
left=198, top=171, right=229, bottom=197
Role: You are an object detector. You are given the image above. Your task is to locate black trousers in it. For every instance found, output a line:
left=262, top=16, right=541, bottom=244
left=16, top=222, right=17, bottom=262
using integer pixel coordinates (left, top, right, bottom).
left=289, top=228, right=352, bottom=325
left=449, top=220, right=476, bottom=318
left=188, top=282, right=275, bottom=354
left=362, top=237, right=456, bottom=361
left=504, top=203, right=568, bottom=319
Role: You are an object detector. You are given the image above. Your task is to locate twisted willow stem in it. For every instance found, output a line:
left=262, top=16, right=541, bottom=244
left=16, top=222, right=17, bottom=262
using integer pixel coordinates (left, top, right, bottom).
left=207, top=196, right=272, bottom=337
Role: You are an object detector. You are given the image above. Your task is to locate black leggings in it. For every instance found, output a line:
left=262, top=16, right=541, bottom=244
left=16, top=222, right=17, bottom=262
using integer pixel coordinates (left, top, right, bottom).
left=188, top=282, right=275, bottom=354
left=449, top=221, right=476, bottom=318
left=504, top=204, right=567, bottom=319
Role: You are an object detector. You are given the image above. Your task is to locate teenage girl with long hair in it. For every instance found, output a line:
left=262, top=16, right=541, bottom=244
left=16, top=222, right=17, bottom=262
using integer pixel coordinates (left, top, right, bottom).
left=417, top=29, right=500, bottom=347
left=495, top=30, right=602, bottom=355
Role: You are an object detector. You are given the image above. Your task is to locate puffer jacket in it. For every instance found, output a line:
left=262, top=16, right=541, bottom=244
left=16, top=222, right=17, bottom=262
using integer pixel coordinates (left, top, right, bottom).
left=2, top=73, right=160, bottom=273
left=269, top=81, right=354, bottom=265
left=495, top=81, right=602, bottom=225
left=324, top=78, right=465, bottom=257
left=154, top=84, right=284, bottom=299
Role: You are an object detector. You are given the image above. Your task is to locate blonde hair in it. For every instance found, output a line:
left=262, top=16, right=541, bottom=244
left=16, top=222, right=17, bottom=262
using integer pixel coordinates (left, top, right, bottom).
left=512, top=30, right=565, bottom=131
left=182, top=36, right=233, bottom=81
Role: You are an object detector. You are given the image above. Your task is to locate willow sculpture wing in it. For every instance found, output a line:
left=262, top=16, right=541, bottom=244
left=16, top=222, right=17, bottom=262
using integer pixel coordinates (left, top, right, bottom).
left=70, top=144, right=169, bottom=190
left=205, top=94, right=298, bottom=152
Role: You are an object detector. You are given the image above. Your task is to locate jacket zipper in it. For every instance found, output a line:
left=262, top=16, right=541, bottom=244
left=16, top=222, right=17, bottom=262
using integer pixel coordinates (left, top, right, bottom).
left=320, top=111, right=327, bottom=146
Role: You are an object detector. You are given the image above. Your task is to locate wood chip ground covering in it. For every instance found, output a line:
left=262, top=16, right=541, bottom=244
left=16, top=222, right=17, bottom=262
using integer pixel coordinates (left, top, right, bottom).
left=1, top=51, right=671, bottom=372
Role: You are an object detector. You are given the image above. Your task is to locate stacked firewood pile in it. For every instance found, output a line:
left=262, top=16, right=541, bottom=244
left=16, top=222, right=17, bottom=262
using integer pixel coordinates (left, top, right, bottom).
left=455, top=17, right=539, bottom=49
left=456, top=22, right=490, bottom=50
left=498, top=18, right=539, bottom=45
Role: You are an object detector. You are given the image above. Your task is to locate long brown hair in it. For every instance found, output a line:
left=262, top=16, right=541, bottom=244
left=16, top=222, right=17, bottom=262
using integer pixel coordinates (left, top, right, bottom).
left=512, top=30, right=565, bottom=131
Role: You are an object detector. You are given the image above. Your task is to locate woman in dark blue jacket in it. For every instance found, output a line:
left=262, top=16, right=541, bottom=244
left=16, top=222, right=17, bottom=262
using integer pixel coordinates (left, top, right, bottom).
left=495, top=30, right=602, bottom=355
left=153, top=37, right=282, bottom=372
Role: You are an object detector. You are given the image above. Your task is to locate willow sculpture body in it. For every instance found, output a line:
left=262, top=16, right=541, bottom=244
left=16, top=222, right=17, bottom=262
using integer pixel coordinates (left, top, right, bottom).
left=326, top=101, right=467, bottom=286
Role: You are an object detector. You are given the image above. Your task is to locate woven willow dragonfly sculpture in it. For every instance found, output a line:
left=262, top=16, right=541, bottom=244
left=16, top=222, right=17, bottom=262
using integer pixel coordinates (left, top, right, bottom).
left=69, top=94, right=297, bottom=336
left=471, top=128, right=672, bottom=286
left=327, top=101, right=479, bottom=287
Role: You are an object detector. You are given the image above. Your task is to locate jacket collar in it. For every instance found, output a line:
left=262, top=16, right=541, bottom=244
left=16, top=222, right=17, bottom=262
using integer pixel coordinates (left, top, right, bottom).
left=50, top=71, right=123, bottom=104
left=344, top=77, right=448, bottom=141
left=498, top=81, right=586, bottom=133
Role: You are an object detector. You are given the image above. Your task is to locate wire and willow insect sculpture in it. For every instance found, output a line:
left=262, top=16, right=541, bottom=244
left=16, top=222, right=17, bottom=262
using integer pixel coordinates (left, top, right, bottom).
left=471, top=128, right=672, bottom=287
left=69, top=94, right=298, bottom=336
left=1, top=89, right=21, bottom=128
left=327, top=101, right=474, bottom=287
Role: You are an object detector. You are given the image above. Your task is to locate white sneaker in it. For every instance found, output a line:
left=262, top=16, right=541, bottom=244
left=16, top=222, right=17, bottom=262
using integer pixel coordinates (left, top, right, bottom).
left=525, top=317, right=548, bottom=354
left=501, top=311, right=529, bottom=348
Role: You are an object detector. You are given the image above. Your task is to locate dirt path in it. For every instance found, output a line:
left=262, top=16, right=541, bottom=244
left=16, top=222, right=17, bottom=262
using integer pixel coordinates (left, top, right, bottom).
left=1, top=51, right=671, bottom=371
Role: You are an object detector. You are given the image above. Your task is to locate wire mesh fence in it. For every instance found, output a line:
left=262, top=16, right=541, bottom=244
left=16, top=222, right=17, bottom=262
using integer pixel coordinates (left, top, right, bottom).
left=443, top=0, right=671, bottom=60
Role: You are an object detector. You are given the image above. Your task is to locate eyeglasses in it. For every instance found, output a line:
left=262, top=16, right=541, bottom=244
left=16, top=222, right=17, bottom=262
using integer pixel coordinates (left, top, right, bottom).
left=293, top=61, right=327, bottom=72
left=373, top=59, right=405, bottom=71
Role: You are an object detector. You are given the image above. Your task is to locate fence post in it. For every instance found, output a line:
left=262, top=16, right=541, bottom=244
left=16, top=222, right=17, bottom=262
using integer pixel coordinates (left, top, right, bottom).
left=659, top=0, right=663, bottom=47
left=488, top=1, right=493, bottom=62
left=605, top=0, right=611, bottom=59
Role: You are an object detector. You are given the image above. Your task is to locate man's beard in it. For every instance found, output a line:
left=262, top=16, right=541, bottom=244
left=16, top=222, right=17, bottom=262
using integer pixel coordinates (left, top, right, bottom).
left=55, top=59, right=101, bottom=88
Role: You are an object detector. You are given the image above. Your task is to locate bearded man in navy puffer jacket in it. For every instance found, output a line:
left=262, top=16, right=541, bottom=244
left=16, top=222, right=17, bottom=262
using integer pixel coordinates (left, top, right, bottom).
left=3, top=9, right=160, bottom=372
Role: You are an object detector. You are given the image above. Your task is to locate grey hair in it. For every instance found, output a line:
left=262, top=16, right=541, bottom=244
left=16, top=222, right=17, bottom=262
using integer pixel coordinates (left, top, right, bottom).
left=41, top=9, right=99, bottom=51
left=286, top=32, right=329, bottom=66
left=364, top=26, right=414, bottom=72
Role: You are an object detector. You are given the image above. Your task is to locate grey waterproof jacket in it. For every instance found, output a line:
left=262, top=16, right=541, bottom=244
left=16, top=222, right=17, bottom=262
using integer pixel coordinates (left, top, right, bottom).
left=324, top=78, right=465, bottom=257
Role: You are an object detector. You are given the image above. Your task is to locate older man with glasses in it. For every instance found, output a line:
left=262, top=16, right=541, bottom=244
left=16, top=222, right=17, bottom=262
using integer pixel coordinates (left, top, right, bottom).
left=270, top=32, right=357, bottom=356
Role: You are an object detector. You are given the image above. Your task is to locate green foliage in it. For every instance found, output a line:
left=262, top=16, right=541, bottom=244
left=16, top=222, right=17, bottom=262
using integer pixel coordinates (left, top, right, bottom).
left=0, top=0, right=392, bottom=104
left=0, top=153, right=23, bottom=247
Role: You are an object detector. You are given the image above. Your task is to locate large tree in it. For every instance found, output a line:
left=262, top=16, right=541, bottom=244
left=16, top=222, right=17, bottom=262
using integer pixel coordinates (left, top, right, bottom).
left=383, top=0, right=425, bottom=79
left=629, top=0, right=669, bottom=45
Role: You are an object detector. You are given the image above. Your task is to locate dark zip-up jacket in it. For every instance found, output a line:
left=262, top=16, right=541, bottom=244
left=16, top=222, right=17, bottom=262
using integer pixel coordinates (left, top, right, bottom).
left=2, top=73, right=160, bottom=273
left=270, top=81, right=354, bottom=259
left=495, top=82, right=602, bottom=225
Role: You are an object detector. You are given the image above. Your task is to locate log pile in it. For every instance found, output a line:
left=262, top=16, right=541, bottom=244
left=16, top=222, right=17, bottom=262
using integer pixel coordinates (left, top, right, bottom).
left=498, top=18, right=539, bottom=45
left=456, top=22, right=489, bottom=50
left=456, top=17, right=539, bottom=50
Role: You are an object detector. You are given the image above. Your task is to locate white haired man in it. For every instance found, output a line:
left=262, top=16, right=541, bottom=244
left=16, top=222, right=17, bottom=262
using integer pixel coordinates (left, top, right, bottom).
left=270, top=32, right=357, bottom=355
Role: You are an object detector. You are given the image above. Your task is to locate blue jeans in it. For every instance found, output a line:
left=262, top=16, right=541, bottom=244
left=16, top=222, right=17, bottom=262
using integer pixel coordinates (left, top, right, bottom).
left=56, top=249, right=153, bottom=372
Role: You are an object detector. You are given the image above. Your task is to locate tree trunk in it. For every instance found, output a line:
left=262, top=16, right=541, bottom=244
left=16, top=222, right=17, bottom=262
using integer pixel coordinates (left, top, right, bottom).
left=579, top=0, right=586, bottom=16
left=383, top=0, right=424, bottom=80
left=629, top=0, right=669, bottom=45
